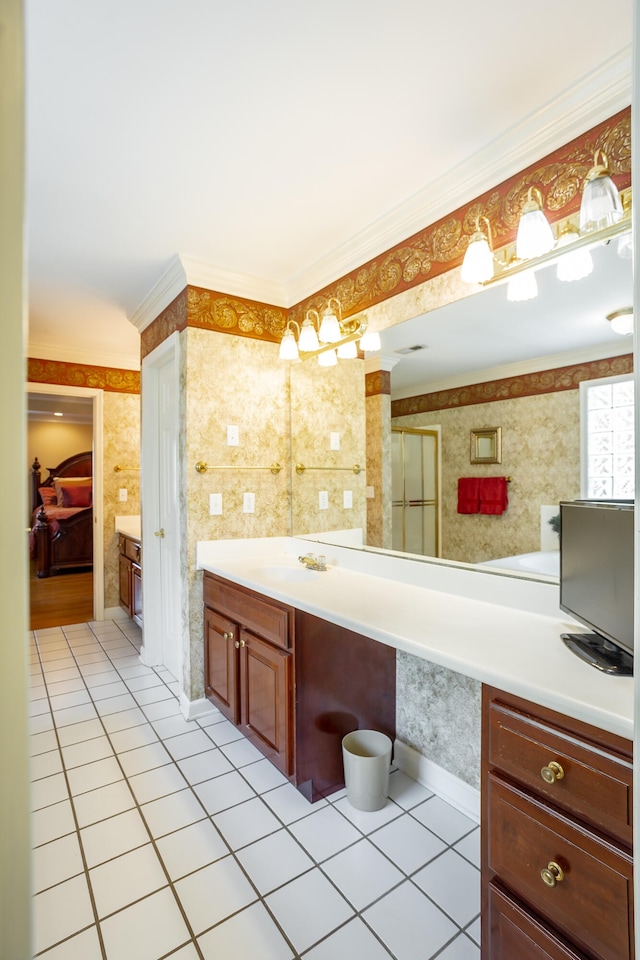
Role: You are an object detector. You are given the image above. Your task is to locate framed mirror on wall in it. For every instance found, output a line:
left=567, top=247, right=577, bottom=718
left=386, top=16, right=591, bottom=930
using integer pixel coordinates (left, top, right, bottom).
left=470, top=427, right=501, bottom=465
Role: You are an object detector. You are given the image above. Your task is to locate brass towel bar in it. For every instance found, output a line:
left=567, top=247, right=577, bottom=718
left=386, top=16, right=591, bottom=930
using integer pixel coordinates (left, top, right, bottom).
left=113, top=465, right=140, bottom=473
left=295, top=463, right=362, bottom=475
left=195, top=461, right=282, bottom=475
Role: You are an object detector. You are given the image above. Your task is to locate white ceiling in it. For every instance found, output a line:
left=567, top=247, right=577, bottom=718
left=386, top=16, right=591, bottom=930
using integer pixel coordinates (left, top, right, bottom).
left=25, top=0, right=633, bottom=377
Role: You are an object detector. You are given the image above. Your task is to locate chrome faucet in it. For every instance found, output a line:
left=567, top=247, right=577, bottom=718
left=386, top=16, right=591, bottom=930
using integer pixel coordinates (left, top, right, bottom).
left=298, top=553, right=327, bottom=572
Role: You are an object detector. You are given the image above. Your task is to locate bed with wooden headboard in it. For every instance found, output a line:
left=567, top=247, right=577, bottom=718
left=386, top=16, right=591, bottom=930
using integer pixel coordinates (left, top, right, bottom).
left=29, top=451, right=93, bottom=578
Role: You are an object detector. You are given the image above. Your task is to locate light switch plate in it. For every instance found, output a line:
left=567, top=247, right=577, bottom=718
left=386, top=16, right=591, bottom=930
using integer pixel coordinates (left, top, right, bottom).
left=319, top=490, right=329, bottom=510
left=366, top=485, right=375, bottom=499
left=343, top=490, right=353, bottom=509
left=227, top=425, right=239, bottom=446
left=243, top=492, right=255, bottom=513
left=118, top=488, right=127, bottom=502
left=209, top=493, right=222, bottom=515
left=330, top=432, right=340, bottom=450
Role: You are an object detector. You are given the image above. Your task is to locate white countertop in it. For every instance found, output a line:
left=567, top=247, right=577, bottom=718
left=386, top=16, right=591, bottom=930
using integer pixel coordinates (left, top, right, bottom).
left=114, top=515, right=141, bottom=540
left=196, top=537, right=634, bottom=740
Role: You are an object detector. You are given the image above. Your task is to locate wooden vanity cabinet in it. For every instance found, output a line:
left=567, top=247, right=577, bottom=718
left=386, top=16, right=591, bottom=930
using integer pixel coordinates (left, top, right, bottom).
left=203, top=573, right=293, bottom=775
left=202, top=572, right=396, bottom=800
left=482, top=686, right=634, bottom=960
left=118, top=534, right=142, bottom=626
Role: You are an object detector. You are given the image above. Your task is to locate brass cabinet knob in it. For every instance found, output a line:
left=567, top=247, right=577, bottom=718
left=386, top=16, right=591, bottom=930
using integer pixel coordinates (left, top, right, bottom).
left=540, top=861, right=565, bottom=888
left=223, top=632, right=234, bottom=642
left=154, top=528, right=165, bottom=538
left=234, top=638, right=246, bottom=649
left=540, top=761, right=565, bottom=784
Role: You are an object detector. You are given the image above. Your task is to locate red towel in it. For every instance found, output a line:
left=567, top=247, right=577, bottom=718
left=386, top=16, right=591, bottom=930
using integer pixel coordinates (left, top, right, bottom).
left=457, top=477, right=480, bottom=514
left=479, top=477, right=508, bottom=515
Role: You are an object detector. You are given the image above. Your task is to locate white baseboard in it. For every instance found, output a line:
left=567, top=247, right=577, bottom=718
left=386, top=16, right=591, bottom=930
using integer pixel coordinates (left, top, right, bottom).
left=394, top=739, right=480, bottom=824
left=180, top=694, right=220, bottom=722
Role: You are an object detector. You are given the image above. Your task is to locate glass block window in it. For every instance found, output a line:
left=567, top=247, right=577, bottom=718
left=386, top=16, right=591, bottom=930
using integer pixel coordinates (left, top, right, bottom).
left=580, top=374, right=635, bottom=499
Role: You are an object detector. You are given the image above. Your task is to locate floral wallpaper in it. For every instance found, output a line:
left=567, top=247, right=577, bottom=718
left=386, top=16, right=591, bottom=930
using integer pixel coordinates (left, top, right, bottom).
left=289, top=358, right=367, bottom=539
left=103, top=392, right=141, bottom=609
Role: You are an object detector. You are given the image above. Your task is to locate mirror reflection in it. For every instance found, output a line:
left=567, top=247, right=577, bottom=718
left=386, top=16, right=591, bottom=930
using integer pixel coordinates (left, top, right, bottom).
left=291, top=232, right=633, bottom=582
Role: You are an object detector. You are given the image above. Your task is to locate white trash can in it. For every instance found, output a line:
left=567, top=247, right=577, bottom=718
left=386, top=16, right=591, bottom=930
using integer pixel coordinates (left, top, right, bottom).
left=342, top=730, right=392, bottom=812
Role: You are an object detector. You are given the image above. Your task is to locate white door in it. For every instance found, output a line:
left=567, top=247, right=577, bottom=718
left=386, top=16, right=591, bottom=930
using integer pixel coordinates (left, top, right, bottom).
left=140, top=333, right=182, bottom=683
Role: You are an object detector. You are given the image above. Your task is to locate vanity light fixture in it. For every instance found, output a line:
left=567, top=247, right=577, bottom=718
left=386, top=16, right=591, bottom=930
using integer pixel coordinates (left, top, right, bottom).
left=516, top=187, right=555, bottom=260
left=278, top=298, right=378, bottom=364
left=607, top=307, right=634, bottom=336
left=461, top=216, right=494, bottom=283
left=580, top=150, right=623, bottom=234
left=555, top=222, right=593, bottom=283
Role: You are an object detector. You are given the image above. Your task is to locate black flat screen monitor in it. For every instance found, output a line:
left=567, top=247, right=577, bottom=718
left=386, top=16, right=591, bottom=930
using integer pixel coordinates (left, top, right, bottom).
left=559, top=500, right=634, bottom=675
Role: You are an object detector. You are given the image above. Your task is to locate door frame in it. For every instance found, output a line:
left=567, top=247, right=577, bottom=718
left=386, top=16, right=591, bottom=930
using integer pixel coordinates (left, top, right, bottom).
left=27, top=382, right=105, bottom=619
left=139, top=330, right=183, bottom=683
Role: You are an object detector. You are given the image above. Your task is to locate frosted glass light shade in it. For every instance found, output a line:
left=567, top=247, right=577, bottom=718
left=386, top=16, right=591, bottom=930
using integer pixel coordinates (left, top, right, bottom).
left=461, top=234, right=494, bottom=283
left=516, top=209, right=554, bottom=259
left=279, top=330, right=299, bottom=360
left=337, top=340, right=358, bottom=359
left=299, top=319, right=320, bottom=351
left=359, top=330, right=381, bottom=352
left=555, top=229, right=593, bottom=282
left=617, top=231, right=633, bottom=259
left=580, top=174, right=623, bottom=233
left=319, top=308, right=341, bottom=343
left=318, top=348, right=337, bottom=366
left=608, top=309, right=634, bottom=336
left=507, top=269, right=538, bottom=302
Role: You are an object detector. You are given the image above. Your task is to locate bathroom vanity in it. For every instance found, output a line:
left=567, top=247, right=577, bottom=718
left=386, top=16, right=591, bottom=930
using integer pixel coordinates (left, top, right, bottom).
left=197, top=536, right=634, bottom=960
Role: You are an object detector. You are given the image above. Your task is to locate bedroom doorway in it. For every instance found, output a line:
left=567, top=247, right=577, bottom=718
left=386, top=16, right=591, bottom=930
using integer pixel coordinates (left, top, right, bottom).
left=27, top=384, right=104, bottom=626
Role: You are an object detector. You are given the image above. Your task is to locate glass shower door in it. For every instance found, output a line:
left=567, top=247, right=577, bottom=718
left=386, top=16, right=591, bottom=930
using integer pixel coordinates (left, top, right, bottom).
left=391, top=428, right=440, bottom=557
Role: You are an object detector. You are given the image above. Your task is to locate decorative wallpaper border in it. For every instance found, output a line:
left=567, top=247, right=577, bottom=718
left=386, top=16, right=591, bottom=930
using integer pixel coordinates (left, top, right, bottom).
left=139, top=109, right=631, bottom=361
left=365, top=370, right=391, bottom=397
left=289, top=108, right=631, bottom=325
left=391, top=354, right=634, bottom=418
left=28, top=358, right=141, bottom=394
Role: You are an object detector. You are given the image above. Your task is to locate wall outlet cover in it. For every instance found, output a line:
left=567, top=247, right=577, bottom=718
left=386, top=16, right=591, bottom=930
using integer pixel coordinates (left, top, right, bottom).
left=330, top=432, right=340, bottom=450
left=118, top=488, right=127, bottom=502
left=209, top=493, right=222, bottom=515
left=343, top=490, right=353, bottom=509
left=243, top=492, right=255, bottom=513
left=365, top=485, right=375, bottom=499
left=227, top=425, right=239, bottom=446
left=319, top=490, right=329, bottom=510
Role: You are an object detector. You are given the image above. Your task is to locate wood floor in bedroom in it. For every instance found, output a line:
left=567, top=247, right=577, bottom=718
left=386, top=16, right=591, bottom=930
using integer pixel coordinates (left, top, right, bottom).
left=29, top=561, right=93, bottom=629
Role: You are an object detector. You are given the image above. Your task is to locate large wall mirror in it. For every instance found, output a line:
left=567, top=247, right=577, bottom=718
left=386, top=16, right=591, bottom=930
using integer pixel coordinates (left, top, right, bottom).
left=289, top=225, right=634, bottom=583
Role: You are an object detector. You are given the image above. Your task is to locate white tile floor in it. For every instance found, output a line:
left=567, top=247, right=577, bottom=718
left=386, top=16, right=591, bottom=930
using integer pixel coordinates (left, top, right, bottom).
left=29, top=618, right=481, bottom=960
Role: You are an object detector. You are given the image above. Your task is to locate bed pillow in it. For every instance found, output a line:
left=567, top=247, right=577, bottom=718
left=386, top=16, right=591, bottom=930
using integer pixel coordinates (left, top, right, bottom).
left=54, top=480, right=92, bottom=508
left=38, top=486, right=57, bottom=506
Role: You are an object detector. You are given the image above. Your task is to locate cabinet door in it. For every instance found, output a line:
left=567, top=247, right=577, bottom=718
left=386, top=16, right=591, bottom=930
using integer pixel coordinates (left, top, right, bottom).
left=204, top=607, right=239, bottom=724
left=132, top=563, right=142, bottom=625
left=239, top=629, right=292, bottom=775
left=119, top=554, right=131, bottom=613
left=487, top=883, right=590, bottom=960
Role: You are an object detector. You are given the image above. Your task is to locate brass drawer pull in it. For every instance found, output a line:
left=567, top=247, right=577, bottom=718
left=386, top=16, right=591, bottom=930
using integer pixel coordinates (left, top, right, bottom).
left=223, top=631, right=234, bottom=642
left=234, top=638, right=246, bottom=649
left=540, top=861, right=565, bottom=888
left=540, top=761, right=565, bottom=784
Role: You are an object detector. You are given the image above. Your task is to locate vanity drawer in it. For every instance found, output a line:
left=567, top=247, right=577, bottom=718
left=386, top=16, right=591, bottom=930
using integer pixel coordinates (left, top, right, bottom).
left=487, top=699, right=632, bottom=846
left=125, top=538, right=141, bottom=564
left=203, top=574, right=290, bottom=649
left=487, top=882, right=591, bottom=960
left=487, top=774, right=633, bottom=960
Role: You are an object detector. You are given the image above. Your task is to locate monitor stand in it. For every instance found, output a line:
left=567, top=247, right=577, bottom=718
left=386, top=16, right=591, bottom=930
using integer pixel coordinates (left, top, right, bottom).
left=561, top=633, right=633, bottom=676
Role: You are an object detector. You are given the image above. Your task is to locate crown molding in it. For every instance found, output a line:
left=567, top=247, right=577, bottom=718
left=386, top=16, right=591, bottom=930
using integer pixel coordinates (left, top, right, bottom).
left=365, top=354, right=400, bottom=374
left=285, top=50, right=632, bottom=305
left=179, top=256, right=288, bottom=307
left=391, top=341, right=632, bottom=402
left=129, top=256, right=187, bottom=333
left=28, top=341, right=140, bottom=371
